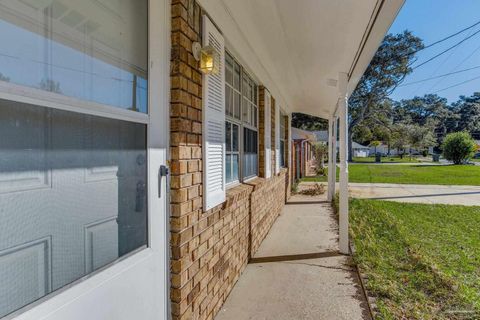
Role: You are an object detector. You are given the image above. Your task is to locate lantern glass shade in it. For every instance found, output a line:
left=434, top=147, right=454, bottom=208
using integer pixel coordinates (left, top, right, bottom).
left=200, top=46, right=220, bottom=75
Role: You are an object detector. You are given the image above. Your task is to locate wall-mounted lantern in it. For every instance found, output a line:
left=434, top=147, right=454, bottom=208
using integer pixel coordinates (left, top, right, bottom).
left=192, top=42, right=220, bottom=75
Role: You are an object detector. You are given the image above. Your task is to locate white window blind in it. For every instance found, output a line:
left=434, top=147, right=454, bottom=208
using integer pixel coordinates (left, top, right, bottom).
left=275, top=104, right=280, bottom=174
left=264, top=90, right=272, bottom=178
left=202, top=15, right=226, bottom=210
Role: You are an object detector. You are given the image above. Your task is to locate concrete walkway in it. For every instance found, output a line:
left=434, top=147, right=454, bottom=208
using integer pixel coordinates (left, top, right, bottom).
left=215, top=195, right=371, bottom=320
left=349, top=183, right=480, bottom=205
left=299, top=181, right=480, bottom=205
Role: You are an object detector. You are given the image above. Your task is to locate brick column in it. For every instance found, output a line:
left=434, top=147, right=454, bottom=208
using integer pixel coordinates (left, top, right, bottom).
left=170, top=1, right=204, bottom=318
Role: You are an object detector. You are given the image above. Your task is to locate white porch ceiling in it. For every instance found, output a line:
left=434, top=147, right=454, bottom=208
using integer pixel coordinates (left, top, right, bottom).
left=198, top=0, right=404, bottom=118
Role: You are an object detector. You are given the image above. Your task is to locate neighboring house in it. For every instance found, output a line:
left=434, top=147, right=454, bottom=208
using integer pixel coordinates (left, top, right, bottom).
left=292, top=127, right=317, bottom=180
left=313, top=130, right=329, bottom=143
left=369, top=143, right=395, bottom=156
left=352, top=142, right=370, bottom=158
left=0, top=1, right=401, bottom=320
left=369, top=143, right=434, bottom=156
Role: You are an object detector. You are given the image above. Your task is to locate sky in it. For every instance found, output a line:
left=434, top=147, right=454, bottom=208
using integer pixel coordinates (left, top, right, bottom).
left=388, top=0, right=480, bottom=103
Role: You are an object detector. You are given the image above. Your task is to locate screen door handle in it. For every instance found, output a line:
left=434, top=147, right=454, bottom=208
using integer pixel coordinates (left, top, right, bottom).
left=158, top=165, right=169, bottom=198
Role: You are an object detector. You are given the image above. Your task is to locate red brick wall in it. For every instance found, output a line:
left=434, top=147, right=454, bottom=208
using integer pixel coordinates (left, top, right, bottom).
left=169, top=1, right=288, bottom=319
left=248, top=171, right=287, bottom=255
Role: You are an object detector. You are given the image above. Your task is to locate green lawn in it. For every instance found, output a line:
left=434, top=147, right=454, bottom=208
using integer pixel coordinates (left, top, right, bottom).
left=349, top=164, right=480, bottom=185
left=348, top=199, right=480, bottom=319
left=302, top=164, right=480, bottom=186
left=353, top=156, right=421, bottom=163
left=300, top=175, right=328, bottom=182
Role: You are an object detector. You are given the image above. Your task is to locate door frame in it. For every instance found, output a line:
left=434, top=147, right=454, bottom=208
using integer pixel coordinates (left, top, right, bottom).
left=0, top=0, right=171, bottom=319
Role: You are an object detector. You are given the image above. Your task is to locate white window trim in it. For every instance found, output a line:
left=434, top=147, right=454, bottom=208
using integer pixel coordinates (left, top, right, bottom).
left=275, top=103, right=280, bottom=175
left=225, top=50, right=259, bottom=187
left=243, top=175, right=258, bottom=183
left=0, top=79, right=149, bottom=124
left=280, top=111, right=287, bottom=168
left=225, top=120, right=241, bottom=187
left=264, top=89, right=272, bottom=179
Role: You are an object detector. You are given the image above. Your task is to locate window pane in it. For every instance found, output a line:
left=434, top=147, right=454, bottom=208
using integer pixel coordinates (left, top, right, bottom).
left=233, top=63, right=241, bottom=90
left=242, top=98, right=249, bottom=124
left=0, top=100, right=147, bottom=318
left=225, top=55, right=233, bottom=85
left=243, top=128, right=258, bottom=178
left=0, top=1, right=148, bottom=112
left=280, top=115, right=286, bottom=139
left=226, top=154, right=232, bottom=184
left=226, top=122, right=232, bottom=152
left=232, top=123, right=239, bottom=152
left=232, top=154, right=239, bottom=182
left=225, top=86, right=232, bottom=117
left=234, top=92, right=241, bottom=120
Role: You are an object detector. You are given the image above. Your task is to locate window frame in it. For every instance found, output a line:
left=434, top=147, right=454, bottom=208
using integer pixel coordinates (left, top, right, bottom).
left=0, top=1, right=170, bottom=318
left=280, top=111, right=287, bottom=168
left=225, top=50, right=259, bottom=187
left=0, top=0, right=149, bottom=125
left=225, top=121, right=240, bottom=185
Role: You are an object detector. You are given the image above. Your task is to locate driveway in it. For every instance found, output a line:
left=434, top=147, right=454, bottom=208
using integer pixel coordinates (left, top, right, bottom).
left=348, top=183, right=480, bottom=205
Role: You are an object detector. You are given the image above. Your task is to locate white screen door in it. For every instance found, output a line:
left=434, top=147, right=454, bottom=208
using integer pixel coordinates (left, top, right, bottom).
left=0, top=0, right=168, bottom=319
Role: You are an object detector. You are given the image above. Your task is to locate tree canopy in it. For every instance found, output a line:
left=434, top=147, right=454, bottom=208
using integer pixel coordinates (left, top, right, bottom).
left=291, top=113, right=328, bottom=131
left=348, top=31, right=424, bottom=160
left=291, top=30, right=480, bottom=161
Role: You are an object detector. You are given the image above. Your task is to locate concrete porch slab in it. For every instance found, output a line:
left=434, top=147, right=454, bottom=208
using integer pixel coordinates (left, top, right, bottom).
left=253, top=202, right=336, bottom=257
left=215, top=196, right=370, bottom=320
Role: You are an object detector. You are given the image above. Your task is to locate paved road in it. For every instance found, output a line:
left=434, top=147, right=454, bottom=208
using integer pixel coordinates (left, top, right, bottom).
left=348, top=183, right=480, bottom=206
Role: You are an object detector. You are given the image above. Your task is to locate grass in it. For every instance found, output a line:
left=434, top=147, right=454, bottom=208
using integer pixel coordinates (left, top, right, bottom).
left=353, top=156, right=421, bottom=163
left=300, top=175, right=328, bottom=182
left=349, top=164, right=480, bottom=185
left=303, top=164, right=480, bottom=186
left=348, top=199, right=480, bottom=319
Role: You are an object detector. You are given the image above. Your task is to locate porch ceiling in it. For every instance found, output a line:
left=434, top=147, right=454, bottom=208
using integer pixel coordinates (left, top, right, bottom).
left=198, top=0, right=404, bottom=118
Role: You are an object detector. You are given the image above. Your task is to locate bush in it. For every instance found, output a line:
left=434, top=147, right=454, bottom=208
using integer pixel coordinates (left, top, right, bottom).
left=316, top=166, right=326, bottom=176
left=291, top=179, right=299, bottom=194
left=442, top=132, right=476, bottom=164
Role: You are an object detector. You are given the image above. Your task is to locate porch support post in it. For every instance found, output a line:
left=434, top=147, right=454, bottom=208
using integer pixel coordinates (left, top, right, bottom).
left=332, top=114, right=338, bottom=194
left=327, top=115, right=336, bottom=201
left=338, top=72, right=349, bottom=255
